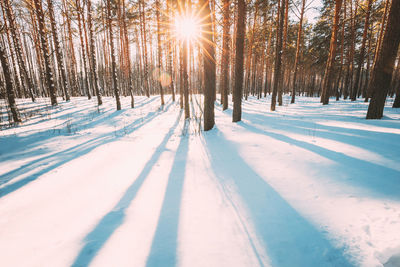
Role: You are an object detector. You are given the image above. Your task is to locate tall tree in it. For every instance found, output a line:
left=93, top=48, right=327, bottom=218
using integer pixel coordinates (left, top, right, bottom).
left=87, top=0, right=102, bottom=105
left=156, top=0, right=165, bottom=106
left=120, top=0, right=134, bottom=107
left=33, top=0, right=57, bottom=105
left=366, top=0, right=400, bottom=119
left=75, top=0, right=90, bottom=99
left=3, top=0, right=35, bottom=102
left=47, top=0, right=70, bottom=101
left=202, top=0, right=216, bottom=130
left=232, top=0, right=246, bottom=121
left=271, top=0, right=284, bottom=111
left=107, top=0, right=121, bottom=110
left=320, top=0, right=343, bottom=105
left=0, top=40, right=21, bottom=122
left=291, top=0, right=306, bottom=104
left=351, top=0, right=373, bottom=101
left=220, top=0, right=230, bottom=110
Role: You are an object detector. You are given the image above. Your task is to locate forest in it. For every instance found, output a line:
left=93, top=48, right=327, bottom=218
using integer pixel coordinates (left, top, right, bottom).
left=0, top=0, right=400, bottom=266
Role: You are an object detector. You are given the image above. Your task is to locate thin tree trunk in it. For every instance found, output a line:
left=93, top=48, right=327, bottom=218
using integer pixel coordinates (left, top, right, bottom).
left=321, top=0, right=343, bottom=105
left=3, top=0, right=35, bottom=102
left=291, top=0, right=306, bottom=104
left=156, top=0, right=164, bottom=106
left=232, top=0, right=246, bottom=121
left=107, top=0, right=121, bottom=110
left=47, top=0, right=70, bottom=101
left=87, top=0, right=102, bottom=105
left=34, top=0, right=57, bottom=105
left=271, top=0, right=285, bottom=111
left=0, top=41, right=21, bottom=122
left=220, top=0, right=230, bottom=110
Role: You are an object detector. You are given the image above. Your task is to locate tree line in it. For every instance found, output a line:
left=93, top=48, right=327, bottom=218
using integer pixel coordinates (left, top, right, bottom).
left=0, top=0, right=399, bottom=130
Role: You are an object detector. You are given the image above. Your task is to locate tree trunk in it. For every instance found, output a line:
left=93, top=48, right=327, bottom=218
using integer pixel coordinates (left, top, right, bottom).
left=321, top=0, right=343, bottom=105
left=139, top=0, right=150, bottom=97
left=156, top=0, right=164, bottom=106
left=47, top=0, right=70, bottom=102
left=107, top=0, right=121, bottom=110
left=201, top=0, right=216, bottom=130
left=232, top=0, right=246, bottom=122
left=291, top=0, right=306, bottom=104
left=220, top=0, right=230, bottom=110
left=3, top=0, right=35, bottom=102
left=33, top=0, right=57, bottom=106
left=366, top=0, right=400, bottom=118
left=167, top=0, right=175, bottom=102
left=0, top=42, right=21, bottom=123
left=87, top=0, right=102, bottom=105
left=271, top=0, right=285, bottom=111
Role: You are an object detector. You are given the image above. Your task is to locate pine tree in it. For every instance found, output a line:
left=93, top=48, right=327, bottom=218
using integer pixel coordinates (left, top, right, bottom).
left=47, top=0, right=70, bottom=102
left=366, top=0, right=400, bottom=119
left=0, top=41, right=21, bottom=122
left=220, top=0, right=230, bottom=110
left=320, top=0, right=343, bottom=105
left=107, top=0, right=121, bottom=110
left=202, top=0, right=216, bottom=130
left=232, top=0, right=246, bottom=121
left=33, top=0, right=57, bottom=106
left=87, top=0, right=102, bottom=105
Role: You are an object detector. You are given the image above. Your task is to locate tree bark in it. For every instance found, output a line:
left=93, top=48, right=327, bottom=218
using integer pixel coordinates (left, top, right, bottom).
left=201, top=0, right=216, bottom=130
left=107, top=0, right=121, bottom=110
left=366, top=0, right=400, bottom=118
left=220, top=0, right=230, bottom=110
left=321, top=0, right=343, bottom=105
left=47, top=0, right=70, bottom=102
left=271, top=0, right=285, bottom=111
left=291, top=0, right=306, bottom=104
left=3, top=0, right=35, bottom=102
left=33, top=0, right=57, bottom=105
left=232, top=0, right=246, bottom=122
left=0, top=41, right=21, bottom=122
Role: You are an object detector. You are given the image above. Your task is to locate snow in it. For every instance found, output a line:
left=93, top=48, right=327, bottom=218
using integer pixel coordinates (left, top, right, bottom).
left=0, top=95, right=399, bottom=267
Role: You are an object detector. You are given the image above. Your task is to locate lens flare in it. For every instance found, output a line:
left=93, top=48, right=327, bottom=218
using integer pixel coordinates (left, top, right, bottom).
left=174, top=16, right=200, bottom=41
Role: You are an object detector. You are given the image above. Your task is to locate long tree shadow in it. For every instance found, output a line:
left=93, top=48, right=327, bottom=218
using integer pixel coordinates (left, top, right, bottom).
left=236, top=120, right=400, bottom=200
left=242, top=110, right=399, bottom=159
left=0, top=101, right=174, bottom=198
left=145, top=125, right=189, bottom=267
left=203, top=128, right=356, bottom=267
left=70, top=110, right=183, bottom=267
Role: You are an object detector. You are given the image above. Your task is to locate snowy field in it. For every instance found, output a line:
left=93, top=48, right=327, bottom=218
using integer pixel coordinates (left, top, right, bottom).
left=0, top=95, right=399, bottom=267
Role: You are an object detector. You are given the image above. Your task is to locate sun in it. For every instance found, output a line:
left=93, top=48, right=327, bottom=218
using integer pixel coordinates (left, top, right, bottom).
left=174, top=16, right=200, bottom=42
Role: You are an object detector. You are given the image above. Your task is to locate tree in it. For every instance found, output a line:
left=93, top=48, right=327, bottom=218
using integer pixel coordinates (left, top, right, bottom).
left=107, top=0, right=121, bottom=110
left=87, top=0, right=102, bottom=105
left=0, top=40, right=21, bottom=122
left=3, top=0, right=35, bottom=102
left=232, top=0, right=246, bottom=122
left=75, top=0, right=90, bottom=99
left=220, top=0, right=230, bottom=110
left=351, top=0, right=373, bottom=101
left=47, top=0, right=70, bottom=102
left=33, top=0, right=57, bottom=106
left=366, top=0, right=400, bottom=119
left=156, top=0, right=164, bottom=106
left=120, top=0, right=133, bottom=108
left=291, top=0, right=306, bottom=104
left=202, top=0, right=216, bottom=130
left=320, top=0, right=342, bottom=105
left=271, top=0, right=284, bottom=111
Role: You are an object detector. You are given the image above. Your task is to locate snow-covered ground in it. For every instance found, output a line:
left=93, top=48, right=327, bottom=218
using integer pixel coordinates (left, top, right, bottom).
left=0, top=95, right=399, bottom=267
